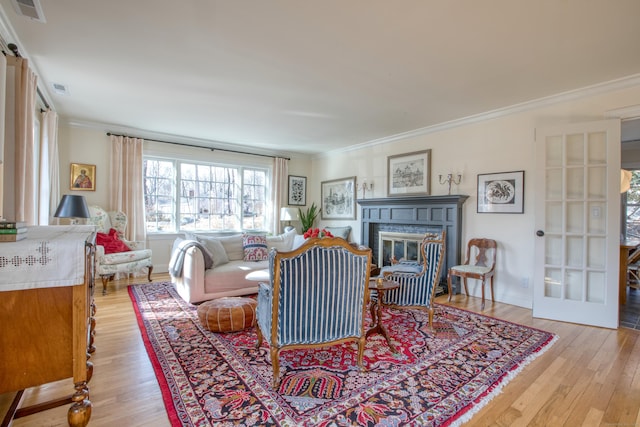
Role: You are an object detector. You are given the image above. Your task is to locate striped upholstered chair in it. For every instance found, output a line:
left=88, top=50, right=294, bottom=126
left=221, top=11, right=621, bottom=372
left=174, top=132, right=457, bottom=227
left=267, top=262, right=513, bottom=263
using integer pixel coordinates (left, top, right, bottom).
left=380, top=231, right=446, bottom=328
left=256, top=237, right=372, bottom=388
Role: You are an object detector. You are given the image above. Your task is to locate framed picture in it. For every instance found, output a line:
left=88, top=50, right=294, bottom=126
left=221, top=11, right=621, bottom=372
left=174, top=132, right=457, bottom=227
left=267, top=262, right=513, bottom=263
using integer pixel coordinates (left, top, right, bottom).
left=477, top=170, right=524, bottom=213
left=387, top=150, right=431, bottom=196
left=321, top=176, right=356, bottom=220
left=70, top=163, right=96, bottom=191
left=288, top=175, right=306, bottom=206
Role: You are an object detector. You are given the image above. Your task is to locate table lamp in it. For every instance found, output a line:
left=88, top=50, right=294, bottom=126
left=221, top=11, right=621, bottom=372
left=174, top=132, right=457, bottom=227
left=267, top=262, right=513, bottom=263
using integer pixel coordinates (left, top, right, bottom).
left=280, top=207, right=299, bottom=232
left=54, top=195, right=90, bottom=224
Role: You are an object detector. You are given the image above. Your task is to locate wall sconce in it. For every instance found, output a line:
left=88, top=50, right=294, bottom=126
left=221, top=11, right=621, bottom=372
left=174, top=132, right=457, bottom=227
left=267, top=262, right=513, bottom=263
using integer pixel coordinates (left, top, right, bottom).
left=438, top=173, right=462, bottom=195
left=359, top=179, right=373, bottom=199
left=54, top=194, right=90, bottom=224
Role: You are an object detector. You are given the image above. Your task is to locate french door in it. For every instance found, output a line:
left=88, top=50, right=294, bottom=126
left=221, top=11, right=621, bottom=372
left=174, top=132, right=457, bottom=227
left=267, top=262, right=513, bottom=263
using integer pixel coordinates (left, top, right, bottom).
left=533, top=119, right=620, bottom=328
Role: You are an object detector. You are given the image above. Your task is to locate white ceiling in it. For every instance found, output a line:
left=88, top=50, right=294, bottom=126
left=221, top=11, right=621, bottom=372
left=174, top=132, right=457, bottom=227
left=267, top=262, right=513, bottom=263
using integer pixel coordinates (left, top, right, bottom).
left=1, top=1, right=640, bottom=156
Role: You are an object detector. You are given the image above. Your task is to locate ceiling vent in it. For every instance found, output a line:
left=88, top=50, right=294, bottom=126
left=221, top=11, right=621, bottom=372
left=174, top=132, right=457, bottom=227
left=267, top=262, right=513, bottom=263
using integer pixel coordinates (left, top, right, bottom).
left=10, top=0, right=46, bottom=23
left=52, top=82, right=69, bottom=95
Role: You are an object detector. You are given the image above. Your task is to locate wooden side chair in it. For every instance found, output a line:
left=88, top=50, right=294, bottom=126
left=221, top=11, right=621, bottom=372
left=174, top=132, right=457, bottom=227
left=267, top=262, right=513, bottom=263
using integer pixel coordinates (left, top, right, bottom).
left=447, top=238, right=497, bottom=310
left=627, top=247, right=640, bottom=290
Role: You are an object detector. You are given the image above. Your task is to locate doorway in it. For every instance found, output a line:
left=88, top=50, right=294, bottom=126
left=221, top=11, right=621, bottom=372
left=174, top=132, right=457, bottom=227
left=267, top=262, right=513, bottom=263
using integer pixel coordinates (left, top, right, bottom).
left=620, top=118, right=640, bottom=329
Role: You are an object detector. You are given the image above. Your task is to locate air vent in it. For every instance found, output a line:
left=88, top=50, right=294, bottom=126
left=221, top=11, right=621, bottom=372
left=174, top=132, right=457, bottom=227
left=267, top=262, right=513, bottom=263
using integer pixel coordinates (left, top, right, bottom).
left=10, top=0, right=46, bottom=23
left=52, top=82, right=69, bottom=95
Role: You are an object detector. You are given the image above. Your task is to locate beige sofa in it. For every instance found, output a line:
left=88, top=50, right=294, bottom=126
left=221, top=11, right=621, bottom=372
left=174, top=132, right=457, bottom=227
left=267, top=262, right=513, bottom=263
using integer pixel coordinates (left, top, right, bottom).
left=170, top=229, right=304, bottom=304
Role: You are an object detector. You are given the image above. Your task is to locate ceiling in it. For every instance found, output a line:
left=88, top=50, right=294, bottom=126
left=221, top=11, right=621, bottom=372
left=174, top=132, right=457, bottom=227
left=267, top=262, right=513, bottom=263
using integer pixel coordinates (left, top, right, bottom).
left=1, top=1, right=640, bottom=156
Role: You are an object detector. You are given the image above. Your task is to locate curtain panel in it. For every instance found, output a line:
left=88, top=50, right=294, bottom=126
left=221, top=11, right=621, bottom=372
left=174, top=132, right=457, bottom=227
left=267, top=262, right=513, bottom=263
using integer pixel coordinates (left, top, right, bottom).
left=39, top=109, right=60, bottom=224
left=271, top=157, right=288, bottom=233
left=5, top=56, right=37, bottom=224
left=109, top=135, right=146, bottom=242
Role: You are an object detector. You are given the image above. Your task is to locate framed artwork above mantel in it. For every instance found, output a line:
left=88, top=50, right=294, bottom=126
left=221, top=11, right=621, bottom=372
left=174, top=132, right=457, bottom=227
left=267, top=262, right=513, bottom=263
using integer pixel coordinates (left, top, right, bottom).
left=387, top=150, right=431, bottom=197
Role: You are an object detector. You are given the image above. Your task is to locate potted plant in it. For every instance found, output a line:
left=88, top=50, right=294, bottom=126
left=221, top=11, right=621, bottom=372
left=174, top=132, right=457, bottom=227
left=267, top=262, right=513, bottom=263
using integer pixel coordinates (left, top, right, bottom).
left=299, top=202, right=321, bottom=233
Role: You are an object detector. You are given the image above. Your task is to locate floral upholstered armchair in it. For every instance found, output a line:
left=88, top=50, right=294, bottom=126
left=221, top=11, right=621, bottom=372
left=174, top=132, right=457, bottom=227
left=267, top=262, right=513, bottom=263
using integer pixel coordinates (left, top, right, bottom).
left=380, top=231, right=446, bottom=329
left=256, top=237, right=372, bottom=388
left=88, top=206, right=153, bottom=294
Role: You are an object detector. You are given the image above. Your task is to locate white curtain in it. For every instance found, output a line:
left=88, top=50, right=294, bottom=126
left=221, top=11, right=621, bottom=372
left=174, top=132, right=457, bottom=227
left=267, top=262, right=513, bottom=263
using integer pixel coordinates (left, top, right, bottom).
left=7, top=56, right=37, bottom=224
left=39, top=109, right=59, bottom=224
left=271, top=157, right=288, bottom=233
left=109, top=135, right=145, bottom=242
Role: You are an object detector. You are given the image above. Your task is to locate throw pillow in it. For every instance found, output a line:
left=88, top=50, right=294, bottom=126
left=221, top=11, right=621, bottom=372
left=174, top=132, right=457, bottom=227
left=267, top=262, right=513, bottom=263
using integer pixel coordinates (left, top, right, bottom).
left=96, top=228, right=131, bottom=254
left=265, top=228, right=297, bottom=252
left=196, top=236, right=230, bottom=267
left=325, top=226, right=352, bottom=241
left=242, top=234, right=268, bottom=261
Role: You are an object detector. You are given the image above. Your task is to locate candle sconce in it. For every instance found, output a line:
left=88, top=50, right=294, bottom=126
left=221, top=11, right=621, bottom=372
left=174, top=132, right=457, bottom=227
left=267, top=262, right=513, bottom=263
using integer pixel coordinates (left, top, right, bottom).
left=438, top=173, right=462, bottom=195
left=359, top=179, right=373, bottom=199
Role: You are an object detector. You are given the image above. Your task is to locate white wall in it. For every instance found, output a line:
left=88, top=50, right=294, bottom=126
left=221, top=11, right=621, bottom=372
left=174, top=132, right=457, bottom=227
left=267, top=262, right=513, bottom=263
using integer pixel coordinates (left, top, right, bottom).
left=311, top=84, right=640, bottom=309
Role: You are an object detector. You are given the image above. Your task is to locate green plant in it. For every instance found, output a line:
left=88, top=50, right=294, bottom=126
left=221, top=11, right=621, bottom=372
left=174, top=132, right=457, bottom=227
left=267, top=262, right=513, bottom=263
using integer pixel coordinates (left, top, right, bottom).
left=299, top=202, right=321, bottom=233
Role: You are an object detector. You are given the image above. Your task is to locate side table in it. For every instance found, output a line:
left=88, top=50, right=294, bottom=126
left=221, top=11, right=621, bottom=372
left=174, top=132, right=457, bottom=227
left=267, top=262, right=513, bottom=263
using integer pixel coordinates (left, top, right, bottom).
left=366, top=277, right=399, bottom=353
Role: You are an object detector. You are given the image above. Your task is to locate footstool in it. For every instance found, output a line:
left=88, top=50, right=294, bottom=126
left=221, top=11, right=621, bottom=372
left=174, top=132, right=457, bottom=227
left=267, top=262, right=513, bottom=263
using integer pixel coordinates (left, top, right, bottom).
left=197, top=297, right=257, bottom=333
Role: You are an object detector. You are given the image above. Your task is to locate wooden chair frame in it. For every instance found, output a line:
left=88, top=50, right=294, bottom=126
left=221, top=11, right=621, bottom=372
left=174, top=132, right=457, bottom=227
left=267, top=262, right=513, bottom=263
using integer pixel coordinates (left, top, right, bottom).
left=447, top=238, right=497, bottom=310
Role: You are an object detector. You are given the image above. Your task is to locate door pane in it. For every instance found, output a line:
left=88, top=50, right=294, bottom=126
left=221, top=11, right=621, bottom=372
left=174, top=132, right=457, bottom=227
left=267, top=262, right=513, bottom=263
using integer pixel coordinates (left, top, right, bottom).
left=546, top=202, right=563, bottom=233
left=566, top=134, right=584, bottom=166
left=588, top=132, right=607, bottom=164
left=546, top=136, right=563, bottom=167
left=587, top=237, right=605, bottom=269
left=588, top=202, right=606, bottom=234
left=566, top=202, right=584, bottom=233
left=544, top=268, right=562, bottom=298
left=566, top=236, right=583, bottom=268
left=545, top=236, right=562, bottom=265
left=566, top=168, right=584, bottom=199
left=587, top=271, right=605, bottom=303
left=588, top=166, right=607, bottom=199
left=546, top=169, right=563, bottom=199
left=565, top=269, right=583, bottom=301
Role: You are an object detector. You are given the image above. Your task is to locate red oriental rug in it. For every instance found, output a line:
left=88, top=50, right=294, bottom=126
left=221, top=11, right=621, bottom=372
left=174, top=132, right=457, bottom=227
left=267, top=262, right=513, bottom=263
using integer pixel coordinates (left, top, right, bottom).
left=129, top=282, right=556, bottom=426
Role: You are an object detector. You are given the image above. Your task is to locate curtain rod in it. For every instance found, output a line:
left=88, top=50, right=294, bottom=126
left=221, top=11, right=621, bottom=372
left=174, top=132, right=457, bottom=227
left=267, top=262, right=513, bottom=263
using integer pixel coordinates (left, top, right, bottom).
left=106, top=132, right=290, bottom=160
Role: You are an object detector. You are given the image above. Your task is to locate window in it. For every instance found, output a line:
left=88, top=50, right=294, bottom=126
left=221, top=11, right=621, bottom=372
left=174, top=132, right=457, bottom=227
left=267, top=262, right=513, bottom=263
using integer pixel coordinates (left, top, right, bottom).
left=144, top=157, right=269, bottom=233
left=624, top=170, right=640, bottom=239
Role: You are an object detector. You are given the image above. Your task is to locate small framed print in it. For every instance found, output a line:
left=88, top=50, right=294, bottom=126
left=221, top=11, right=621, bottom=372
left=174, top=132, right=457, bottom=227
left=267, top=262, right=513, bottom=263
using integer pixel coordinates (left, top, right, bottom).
left=321, top=176, right=356, bottom=220
left=288, top=175, right=306, bottom=206
left=387, top=150, right=431, bottom=197
left=477, top=170, right=524, bottom=214
left=70, top=163, right=96, bottom=191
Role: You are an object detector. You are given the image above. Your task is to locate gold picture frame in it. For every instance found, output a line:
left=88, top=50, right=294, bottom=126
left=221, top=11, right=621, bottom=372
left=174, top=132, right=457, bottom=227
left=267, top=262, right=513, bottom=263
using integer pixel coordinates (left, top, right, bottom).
left=70, top=163, right=96, bottom=191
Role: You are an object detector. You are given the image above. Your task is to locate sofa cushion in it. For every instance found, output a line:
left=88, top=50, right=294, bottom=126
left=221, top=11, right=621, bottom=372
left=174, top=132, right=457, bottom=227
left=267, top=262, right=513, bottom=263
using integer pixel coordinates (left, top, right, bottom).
left=216, top=234, right=245, bottom=261
left=266, top=229, right=297, bottom=252
left=243, top=234, right=268, bottom=261
left=324, top=226, right=352, bottom=241
left=195, top=235, right=230, bottom=267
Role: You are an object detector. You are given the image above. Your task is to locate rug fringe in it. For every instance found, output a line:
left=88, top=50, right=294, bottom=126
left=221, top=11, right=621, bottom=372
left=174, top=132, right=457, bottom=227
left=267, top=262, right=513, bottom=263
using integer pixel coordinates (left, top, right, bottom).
left=447, top=333, right=559, bottom=427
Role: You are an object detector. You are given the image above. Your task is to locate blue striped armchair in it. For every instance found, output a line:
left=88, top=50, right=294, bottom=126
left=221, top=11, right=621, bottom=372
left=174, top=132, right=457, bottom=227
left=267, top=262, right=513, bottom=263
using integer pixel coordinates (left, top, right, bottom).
left=380, top=231, right=446, bottom=328
left=256, top=237, right=372, bottom=388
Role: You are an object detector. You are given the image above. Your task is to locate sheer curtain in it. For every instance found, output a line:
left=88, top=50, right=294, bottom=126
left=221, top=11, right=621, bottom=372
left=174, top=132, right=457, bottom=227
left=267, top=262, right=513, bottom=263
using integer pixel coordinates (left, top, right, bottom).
left=7, top=56, right=37, bottom=223
left=39, top=109, right=60, bottom=224
left=271, top=157, right=288, bottom=233
left=109, top=135, right=145, bottom=242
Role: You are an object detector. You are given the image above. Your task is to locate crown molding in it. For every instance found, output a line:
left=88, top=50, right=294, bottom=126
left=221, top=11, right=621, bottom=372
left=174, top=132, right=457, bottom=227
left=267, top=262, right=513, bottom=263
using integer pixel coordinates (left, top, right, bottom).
left=318, top=73, right=640, bottom=158
left=63, top=119, right=311, bottom=160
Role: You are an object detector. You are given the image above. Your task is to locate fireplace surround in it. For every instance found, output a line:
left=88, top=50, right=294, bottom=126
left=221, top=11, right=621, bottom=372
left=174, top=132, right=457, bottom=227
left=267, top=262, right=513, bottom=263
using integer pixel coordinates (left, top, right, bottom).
left=358, top=195, right=468, bottom=288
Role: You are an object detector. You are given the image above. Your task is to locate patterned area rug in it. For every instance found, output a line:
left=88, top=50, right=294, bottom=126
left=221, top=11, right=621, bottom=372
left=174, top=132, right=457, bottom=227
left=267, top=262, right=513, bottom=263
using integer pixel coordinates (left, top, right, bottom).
left=129, top=282, right=556, bottom=426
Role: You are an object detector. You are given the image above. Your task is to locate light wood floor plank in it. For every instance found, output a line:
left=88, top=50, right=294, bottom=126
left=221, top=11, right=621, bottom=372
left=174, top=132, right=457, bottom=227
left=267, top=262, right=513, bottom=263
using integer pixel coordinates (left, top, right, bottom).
left=2, top=276, right=639, bottom=426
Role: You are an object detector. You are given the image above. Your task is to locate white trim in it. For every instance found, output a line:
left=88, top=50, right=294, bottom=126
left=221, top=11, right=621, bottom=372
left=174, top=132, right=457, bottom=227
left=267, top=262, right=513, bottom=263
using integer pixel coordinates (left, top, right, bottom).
left=606, top=104, right=640, bottom=121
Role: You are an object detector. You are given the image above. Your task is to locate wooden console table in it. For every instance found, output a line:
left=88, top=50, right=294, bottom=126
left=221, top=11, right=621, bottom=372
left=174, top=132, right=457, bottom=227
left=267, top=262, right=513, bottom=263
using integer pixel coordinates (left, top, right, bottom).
left=0, top=226, right=95, bottom=427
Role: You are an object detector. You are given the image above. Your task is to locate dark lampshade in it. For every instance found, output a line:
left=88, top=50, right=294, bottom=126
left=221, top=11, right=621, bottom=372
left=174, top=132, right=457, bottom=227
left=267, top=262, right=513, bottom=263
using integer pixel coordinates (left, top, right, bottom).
left=54, top=195, right=90, bottom=219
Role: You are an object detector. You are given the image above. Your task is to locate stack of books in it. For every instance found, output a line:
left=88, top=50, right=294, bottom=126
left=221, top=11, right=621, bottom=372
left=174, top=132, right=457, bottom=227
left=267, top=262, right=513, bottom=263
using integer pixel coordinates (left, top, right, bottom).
left=0, top=221, right=27, bottom=242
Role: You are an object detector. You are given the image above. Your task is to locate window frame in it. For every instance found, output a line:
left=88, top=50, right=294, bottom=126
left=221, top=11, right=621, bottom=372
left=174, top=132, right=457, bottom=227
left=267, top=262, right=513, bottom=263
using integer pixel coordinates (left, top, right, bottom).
left=144, top=155, right=271, bottom=234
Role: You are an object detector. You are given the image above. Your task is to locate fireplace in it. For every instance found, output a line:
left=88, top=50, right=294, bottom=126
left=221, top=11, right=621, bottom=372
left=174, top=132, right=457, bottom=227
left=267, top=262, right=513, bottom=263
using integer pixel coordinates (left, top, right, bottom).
left=358, top=195, right=468, bottom=289
left=378, top=231, right=425, bottom=267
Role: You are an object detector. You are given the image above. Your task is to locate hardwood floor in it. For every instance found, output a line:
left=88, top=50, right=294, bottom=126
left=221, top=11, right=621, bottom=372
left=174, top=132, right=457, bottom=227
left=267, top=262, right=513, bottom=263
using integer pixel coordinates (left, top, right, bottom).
left=2, top=274, right=640, bottom=426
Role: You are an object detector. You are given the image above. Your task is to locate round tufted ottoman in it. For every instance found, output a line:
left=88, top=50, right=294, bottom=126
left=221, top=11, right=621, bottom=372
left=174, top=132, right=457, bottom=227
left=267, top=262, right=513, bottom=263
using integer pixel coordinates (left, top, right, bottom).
left=197, top=297, right=257, bottom=333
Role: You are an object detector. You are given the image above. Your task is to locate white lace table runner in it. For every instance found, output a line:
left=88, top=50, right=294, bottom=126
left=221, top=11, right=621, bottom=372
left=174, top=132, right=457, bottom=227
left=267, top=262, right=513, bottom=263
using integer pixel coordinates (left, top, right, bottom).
left=0, top=225, right=95, bottom=291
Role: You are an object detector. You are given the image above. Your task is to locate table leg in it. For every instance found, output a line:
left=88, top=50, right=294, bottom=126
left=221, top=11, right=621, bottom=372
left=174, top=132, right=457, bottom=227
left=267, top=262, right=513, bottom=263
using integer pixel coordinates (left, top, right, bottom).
left=365, top=290, right=397, bottom=353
